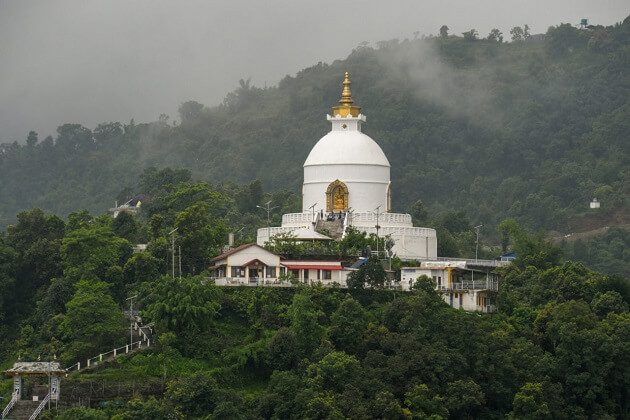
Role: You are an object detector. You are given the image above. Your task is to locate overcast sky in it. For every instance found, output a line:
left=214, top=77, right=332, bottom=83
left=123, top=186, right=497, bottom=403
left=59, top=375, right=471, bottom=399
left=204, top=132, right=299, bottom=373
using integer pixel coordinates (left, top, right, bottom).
left=0, top=0, right=627, bottom=142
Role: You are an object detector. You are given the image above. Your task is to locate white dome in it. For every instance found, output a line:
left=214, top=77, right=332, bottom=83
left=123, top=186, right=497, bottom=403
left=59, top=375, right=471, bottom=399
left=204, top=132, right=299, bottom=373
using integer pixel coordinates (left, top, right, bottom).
left=304, top=130, right=390, bottom=168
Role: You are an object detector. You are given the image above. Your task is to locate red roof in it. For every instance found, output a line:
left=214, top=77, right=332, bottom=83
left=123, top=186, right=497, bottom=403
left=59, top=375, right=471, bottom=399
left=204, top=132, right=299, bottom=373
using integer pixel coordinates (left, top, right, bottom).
left=210, top=243, right=257, bottom=262
left=284, top=264, right=342, bottom=271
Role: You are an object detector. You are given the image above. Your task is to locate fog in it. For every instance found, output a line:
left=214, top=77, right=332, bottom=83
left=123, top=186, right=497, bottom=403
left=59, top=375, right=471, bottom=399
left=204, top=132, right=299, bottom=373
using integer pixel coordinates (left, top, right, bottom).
left=0, top=0, right=627, bottom=142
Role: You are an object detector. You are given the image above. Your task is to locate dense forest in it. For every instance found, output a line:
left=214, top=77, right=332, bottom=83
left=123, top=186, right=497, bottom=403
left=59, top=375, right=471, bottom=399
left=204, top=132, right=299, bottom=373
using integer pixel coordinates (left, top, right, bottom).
left=0, top=168, right=629, bottom=419
left=1, top=20, right=628, bottom=234
left=1, top=19, right=629, bottom=419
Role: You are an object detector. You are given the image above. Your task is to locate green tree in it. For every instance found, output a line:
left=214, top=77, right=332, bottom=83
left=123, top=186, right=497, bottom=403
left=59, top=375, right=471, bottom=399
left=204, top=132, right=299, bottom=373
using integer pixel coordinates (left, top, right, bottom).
left=347, top=258, right=386, bottom=289
left=445, top=379, right=485, bottom=419
left=510, top=26, right=525, bottom=41
left=175, top=202, right=228, bottom=274
left=56, top=407, right=108, bottom=420
left=289, top=290, right=325, bottom=356
left=329, top=295, right=368, bottom=354
left=59, top=279, right=126, bottom=363
left=112, top=211, right=138, bottom=242
left=123, top=252, right=161, bottom=284
left=487, top=28, right=503, bottom=42
left=439, top=25, right=449, bottom=38
left=142, top=275, right=221, bottom=335
left=509, top=383, right=553, bottom=420
left=61, top=225, right=132, bottom=280
left=405, top=384, right=449, bottom=419
left=307, top=351, right=361, bottom=392
left=267, top=327, right=300, bottom=371
left=462, top=29, right=478, bottom=41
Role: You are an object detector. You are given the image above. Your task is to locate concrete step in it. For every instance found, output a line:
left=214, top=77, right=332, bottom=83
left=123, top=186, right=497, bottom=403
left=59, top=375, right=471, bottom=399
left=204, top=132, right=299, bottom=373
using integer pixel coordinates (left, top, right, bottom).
left=6, top=400, right=41, bottom=420
left=316, top=219, right=345, bottom=239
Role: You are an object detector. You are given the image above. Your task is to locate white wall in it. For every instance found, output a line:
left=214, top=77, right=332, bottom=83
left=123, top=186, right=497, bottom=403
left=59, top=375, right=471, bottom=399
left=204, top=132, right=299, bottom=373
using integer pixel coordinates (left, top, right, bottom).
left=302, top=164, right=390, bottom=213
left=228, top=246, right=280, bottom=267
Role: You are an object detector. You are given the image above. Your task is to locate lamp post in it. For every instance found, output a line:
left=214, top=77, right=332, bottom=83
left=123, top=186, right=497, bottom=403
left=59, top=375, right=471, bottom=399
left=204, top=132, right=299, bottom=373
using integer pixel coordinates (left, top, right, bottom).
left=474, top=224, right=483, bottom=262
left=373, top=205, right=381, bottom=257
left=308, top=202, right=318, bottom=227
left=257, top=200, right=278, bottom=241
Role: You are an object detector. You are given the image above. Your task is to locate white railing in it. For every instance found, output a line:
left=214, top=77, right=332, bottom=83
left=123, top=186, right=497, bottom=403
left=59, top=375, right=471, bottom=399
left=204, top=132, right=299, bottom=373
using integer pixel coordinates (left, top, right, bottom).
left=65, top=320, right=152, bottom=373
left=450, top=279, right=499, bottom=291
left=425, top=257, right=511, bottom=268
left=1, top=392, right=18, bottom=419
left=256, top=226, right=297, bottom=244
left=359, top=226, right=437, bottom=237
left=212, top=277, right=294, bottom=287
left=350, top=212, right=412, bottom=226
left=282, top=212, right=318, bottom=226
left=211, top=277, right=347, bottom=289
left=28, top=392, right=50, bottom=420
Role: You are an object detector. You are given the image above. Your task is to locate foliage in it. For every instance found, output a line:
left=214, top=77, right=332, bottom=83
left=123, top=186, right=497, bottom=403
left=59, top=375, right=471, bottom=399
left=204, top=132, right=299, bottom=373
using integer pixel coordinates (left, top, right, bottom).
left=141, top=276, right=221, bottom=336
left=0, top=18, right=629, bottom=417
left=347, top=257, right=387, bottom=289
left=58, top=279, right=126, bottom=363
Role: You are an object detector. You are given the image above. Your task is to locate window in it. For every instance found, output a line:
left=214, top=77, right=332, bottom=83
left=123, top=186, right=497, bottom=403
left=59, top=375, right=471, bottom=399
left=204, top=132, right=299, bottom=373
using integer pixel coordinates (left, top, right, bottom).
left=231, top=267, right=244, bottom=277
left=280, top=267, right=286, bottom=276
left=303, top=269, right=309, bottom=280
left=317, top=270, right=321, bottom=280
left=322, top=270, right=332, bottom=280
left=266, top=266, right=276, bottom=278
left=290, top=269, right=299, bottom=279
left=437, top=276, right=442, bottom=286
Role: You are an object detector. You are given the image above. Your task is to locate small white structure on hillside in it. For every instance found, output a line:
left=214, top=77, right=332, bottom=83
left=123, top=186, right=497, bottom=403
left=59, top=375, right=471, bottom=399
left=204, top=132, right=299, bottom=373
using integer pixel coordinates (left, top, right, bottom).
left=256, top=73, right=437, bottom=260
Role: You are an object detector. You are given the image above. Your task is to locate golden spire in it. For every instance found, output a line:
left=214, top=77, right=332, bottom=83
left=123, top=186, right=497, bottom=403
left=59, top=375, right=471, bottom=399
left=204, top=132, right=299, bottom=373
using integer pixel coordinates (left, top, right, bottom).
left=332, top=72, right=361, bottom=117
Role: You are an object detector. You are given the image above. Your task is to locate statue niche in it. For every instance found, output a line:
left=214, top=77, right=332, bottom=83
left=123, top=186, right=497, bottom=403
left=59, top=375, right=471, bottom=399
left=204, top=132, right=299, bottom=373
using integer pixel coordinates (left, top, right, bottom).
left=326, top=180, right=349, bottom=212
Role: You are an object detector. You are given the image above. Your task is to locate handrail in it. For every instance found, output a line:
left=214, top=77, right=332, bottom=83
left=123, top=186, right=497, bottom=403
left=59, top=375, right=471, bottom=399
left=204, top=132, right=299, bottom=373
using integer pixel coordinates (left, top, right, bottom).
left=65, top=319, right=153, bottom=373
left=1, top=392, right=18, bottom=419
left=28, top=392, right=50, bottom=420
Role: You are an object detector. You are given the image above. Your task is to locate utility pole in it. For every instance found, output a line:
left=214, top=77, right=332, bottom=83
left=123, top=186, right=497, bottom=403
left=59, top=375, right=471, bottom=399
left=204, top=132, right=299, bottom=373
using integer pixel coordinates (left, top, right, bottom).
left=126, top=295, right=138, bottom=347
left=374, top=205, right=381, bottom=257
left=257, top=200, right=278, bottom=241
left=474, top=224, right=483, bottom=262
left=178, top=246, right=182, bottom=279
left=168, top=228, right=178, bottom=279
left=47, top=358, right=51, bottom=410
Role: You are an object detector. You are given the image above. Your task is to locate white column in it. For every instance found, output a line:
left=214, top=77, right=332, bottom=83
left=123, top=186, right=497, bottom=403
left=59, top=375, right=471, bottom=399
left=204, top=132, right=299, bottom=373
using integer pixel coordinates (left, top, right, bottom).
left=13, top=375, right=22, bottom=399
left=51, top=376, right=61, bottom=401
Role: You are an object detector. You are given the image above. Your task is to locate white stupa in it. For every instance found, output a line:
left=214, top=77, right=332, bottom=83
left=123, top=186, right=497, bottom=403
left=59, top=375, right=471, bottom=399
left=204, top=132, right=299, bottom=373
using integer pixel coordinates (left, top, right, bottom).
left=257, top=72, right=437, bottom=260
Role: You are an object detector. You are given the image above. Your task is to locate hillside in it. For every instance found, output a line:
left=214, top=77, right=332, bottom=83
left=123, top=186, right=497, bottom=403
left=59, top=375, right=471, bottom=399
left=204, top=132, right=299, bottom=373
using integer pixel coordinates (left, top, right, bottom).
left=0, top=165, right=629, bottom=418
left=1, top=20, right=628, bottom=235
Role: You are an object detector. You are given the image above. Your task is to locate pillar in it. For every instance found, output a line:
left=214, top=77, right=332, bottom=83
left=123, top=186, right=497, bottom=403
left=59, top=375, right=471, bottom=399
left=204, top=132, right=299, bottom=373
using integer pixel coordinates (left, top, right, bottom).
left=13, top=375, right=22, bottom=399
left=51, top=375, right=61, bottom=401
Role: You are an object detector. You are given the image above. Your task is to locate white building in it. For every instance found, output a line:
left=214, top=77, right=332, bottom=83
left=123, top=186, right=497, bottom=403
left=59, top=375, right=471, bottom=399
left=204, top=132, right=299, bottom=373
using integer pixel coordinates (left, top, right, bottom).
left=257, top=73, right=437, bottom=260
left=209, top=243, right=350, bottom=287
left=400, top=259, right=508, bottom=313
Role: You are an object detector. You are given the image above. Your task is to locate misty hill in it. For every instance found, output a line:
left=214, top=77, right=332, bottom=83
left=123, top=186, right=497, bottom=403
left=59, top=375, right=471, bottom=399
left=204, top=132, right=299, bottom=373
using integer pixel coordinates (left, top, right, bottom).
left=1, top=20, right=628, bottom=232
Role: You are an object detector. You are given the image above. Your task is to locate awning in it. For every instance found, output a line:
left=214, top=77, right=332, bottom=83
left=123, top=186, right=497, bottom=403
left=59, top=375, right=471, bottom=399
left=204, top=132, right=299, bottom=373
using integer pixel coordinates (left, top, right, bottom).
left=284, top=264, right=342, bottom=271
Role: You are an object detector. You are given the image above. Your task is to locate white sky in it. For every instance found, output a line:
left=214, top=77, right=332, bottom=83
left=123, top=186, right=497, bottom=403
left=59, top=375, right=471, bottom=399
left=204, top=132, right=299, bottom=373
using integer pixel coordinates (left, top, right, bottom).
left=0, top=0, right=627, bottom=141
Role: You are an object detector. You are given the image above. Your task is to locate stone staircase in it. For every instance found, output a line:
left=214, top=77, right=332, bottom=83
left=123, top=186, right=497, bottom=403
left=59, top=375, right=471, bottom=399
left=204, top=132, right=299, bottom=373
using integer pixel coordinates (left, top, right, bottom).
left=316, top=218, right=345, bottom=239
left=6, top=400, right=40, bottom=420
